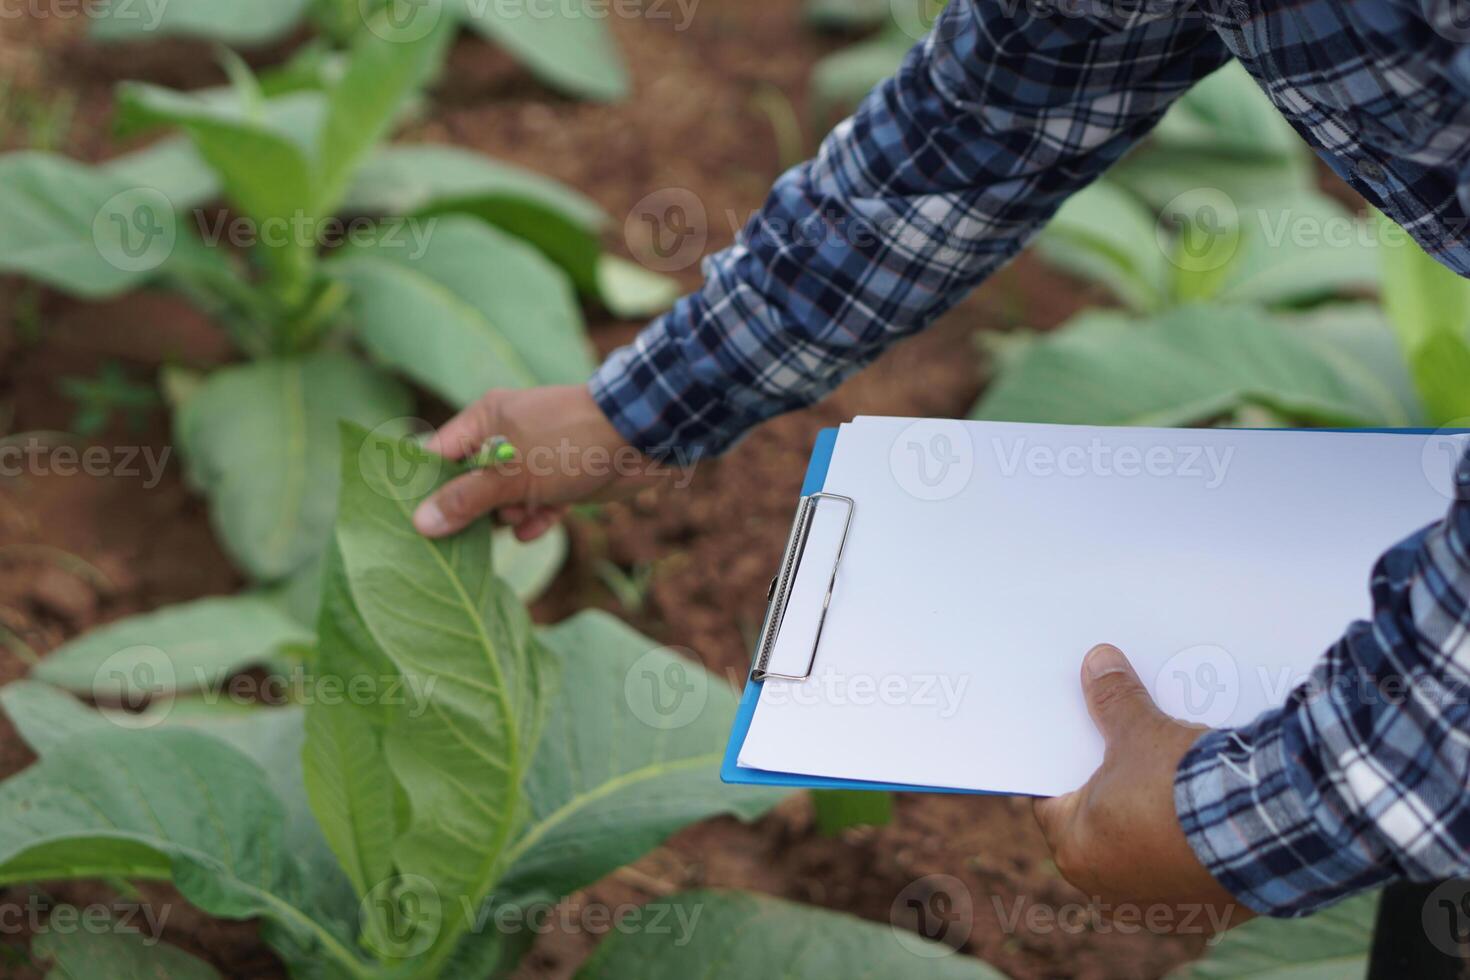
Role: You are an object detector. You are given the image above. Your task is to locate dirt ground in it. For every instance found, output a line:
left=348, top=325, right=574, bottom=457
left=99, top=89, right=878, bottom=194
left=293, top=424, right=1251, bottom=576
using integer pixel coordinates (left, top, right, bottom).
left=0, top=1, right=1193, bottom=977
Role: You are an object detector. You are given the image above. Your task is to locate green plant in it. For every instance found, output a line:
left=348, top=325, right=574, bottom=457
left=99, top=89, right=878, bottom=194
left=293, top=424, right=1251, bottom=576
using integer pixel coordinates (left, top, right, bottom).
left=0, top=11, right=676, bottom=677
left=974, top=226, right=1466, bottom=431
left=812, top=788, right=893, bottom=835
left=58, top=361, right=161, bottom=435
left=1175, top=891, right=1379, bottom=978
left=0, top=427, right=786, bottom=978
left=805, top=0, right=945, bottom=126
left=88, top=0, right=630, bottom=102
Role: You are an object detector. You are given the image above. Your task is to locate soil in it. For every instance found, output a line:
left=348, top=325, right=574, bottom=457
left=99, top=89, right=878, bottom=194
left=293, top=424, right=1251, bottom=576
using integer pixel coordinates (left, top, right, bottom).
left=0, top=1, right=1184, bottom=978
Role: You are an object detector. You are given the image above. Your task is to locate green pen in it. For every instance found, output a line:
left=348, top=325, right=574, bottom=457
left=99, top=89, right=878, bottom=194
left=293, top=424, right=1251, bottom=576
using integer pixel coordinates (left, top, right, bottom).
left=471, top=435, right=518, bottom=469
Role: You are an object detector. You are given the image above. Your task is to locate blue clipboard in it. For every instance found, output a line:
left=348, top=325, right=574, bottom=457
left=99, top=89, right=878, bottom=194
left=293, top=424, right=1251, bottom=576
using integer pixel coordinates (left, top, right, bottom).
left=720, top=423, right=1462, bottom=794
left=720, top=427, right=994, bottom=794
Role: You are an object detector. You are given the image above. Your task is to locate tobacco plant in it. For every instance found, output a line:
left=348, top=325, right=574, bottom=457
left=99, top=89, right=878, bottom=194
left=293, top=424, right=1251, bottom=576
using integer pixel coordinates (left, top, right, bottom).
left=0, top=427, right=786, bottom=978
left=0, top=7, right=676, bottom=698
left=88, top=0, right=631, bottom=102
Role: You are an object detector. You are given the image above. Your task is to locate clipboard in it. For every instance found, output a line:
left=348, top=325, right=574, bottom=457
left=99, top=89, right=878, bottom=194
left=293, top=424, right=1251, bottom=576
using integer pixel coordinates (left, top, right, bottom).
left=721, top=420, right=1469, bottom=796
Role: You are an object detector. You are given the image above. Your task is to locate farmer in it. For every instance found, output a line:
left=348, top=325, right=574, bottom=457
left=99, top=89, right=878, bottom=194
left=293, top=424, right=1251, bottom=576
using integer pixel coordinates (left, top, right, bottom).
left=412, top=0, right=1470, bottom=930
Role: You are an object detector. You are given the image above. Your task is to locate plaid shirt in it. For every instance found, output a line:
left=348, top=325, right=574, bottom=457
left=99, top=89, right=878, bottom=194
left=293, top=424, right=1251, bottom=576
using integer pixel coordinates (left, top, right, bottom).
left=590, top=0, right=1470, bottom=916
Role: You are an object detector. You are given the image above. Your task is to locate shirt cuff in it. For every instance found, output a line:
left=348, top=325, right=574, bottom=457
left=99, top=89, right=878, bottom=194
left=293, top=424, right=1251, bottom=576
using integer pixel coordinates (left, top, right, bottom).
left=588, top=300, right=764, bottom=460
left=1174, top=711, right=1392, bottom=917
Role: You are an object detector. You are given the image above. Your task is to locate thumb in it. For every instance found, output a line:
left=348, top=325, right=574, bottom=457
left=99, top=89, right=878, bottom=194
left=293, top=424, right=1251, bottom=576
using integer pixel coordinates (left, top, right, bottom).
left=1080, top=643, right=1162, bottom=746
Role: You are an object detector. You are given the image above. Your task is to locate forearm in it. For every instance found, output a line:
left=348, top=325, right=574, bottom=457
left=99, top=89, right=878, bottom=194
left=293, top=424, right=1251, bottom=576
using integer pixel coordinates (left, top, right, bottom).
left=592, top=0, right=1229, bottom=457
left=1176, top=445, right=1470, bottom=915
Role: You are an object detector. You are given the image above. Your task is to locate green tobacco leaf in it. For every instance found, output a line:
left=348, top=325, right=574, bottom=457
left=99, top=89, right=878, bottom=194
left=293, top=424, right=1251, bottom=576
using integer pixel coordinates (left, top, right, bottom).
left=114, top=85, right=322, bottom=289
left=494, top=525, right=567, bottom=604
left=100, top=136, right=220, bottom=212
left=1177, top=891, right=1377, bottom=979
left=1216, top=192, right=1380, bottom=307
left=314, top=6, right=451, bottom=216
left=596, top=255, right=681, bottom=318
left=456, top=0, right=629, bottom=102
left=1378, top=218, right=1470, bottom=424
left=0, top=683, right=360, bottom=949
left=331, top=217, right=594, bottom=407
left=499, top=611, right=786, bottom=901
left=34, top=926, right=223, bottom=980
left=972, top=307, right=1409, bottom=428
left=0, top=680, right=112, bottom=755
left=1149, top=61, right=1307, bottom=163
left=577, top=890, right=1006, bottom=979
left=89, top=0, right=308, bottom=44
left=33, top=595, right=310, bottom=696
left=175, top=352, right=412, bottom=581
left=812, top=789, right=893, bottom=835
left=803, top=0, right=892, bottom=30
left=0, top=728, right=362, bottom=973
left=1038, top=180, right=1167, bottom=312
left=305, top=424, right=551, bottom=968
left=0, top=151, right=218, bottom=299
left=271, top=524, right=566, bottom=626
left=810, top=29, right=910, bottom=120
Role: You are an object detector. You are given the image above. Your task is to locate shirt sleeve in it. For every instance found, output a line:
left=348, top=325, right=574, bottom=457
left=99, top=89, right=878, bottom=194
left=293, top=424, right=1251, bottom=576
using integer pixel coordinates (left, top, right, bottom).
left=1176, top=443, right=1470, bottom=916
left=589, top=0, right=1230, bottom=457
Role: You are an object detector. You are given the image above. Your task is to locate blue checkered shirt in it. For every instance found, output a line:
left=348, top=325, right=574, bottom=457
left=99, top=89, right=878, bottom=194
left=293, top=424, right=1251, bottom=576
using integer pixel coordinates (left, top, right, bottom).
left=590, top=0, right=1470, bottom=916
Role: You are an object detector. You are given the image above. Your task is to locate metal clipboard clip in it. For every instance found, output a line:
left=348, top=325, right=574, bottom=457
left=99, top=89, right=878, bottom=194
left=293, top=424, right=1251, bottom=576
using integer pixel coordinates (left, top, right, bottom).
left=749, top=491, right=855, bottom=682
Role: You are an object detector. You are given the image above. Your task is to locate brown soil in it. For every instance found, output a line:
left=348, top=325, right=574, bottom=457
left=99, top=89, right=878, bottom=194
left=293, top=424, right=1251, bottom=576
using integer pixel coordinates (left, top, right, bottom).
left=0, top=2, right=1181, bottom=978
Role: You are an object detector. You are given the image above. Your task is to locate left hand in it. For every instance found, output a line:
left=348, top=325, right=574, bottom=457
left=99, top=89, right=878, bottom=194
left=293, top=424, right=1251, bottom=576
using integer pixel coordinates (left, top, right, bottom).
left=1032, top=643, right=1254, bottom=935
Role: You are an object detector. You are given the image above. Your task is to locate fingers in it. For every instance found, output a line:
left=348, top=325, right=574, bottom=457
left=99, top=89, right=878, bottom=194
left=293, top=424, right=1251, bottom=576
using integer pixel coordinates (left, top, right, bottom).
left=1031, top=790, right=1078, bottom=845
left=1080, top=643, right=1162, bottom=745
left=511, top=505, right=567, bottom=543
left=413, top=468, right=527, bottom=538
left=424, top=393, right=503, bottom=461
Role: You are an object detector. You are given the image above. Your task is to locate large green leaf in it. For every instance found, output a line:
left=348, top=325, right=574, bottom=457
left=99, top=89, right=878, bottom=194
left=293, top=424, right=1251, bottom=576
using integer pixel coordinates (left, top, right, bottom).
left=304, top=425, right=551, bottom=969
left=34, top=925, right=223, bottom=980
left=0, top=727, right=363, bottom=974
left=33, top=595, right=310, bottom=696
left=175, top=352, right=412, bottom=581
left=0, top=152, right=221, bottom=299
left=577, top=890, right=1007, bottom=979
left=0, top=681, right=358, bottom=929
left=1216, top=192, right=1380, bottom=307
left=330, top=217, right=594, bottom=407
left=89, top=0, right=309, bottom=44
left=499, top=611, right=786, bottom=901
left=810, top=29, right=911, bottom=120
left=1378, top=217, right=1470, bottom=425
left=344, top=144, right=676, bottom=314
left=314, top=6, right=451, bottom=216
left=100, top=136, right=220, bottom=212
left=455, top=0, right=629, bottom=102
left=1177, top=892, right=1378, bottom=979
left=972, top=307, right=1410, bottom=427
left=115, top=85, right=322, bottom=289
left=1038, top=181, right=1167, bottom=312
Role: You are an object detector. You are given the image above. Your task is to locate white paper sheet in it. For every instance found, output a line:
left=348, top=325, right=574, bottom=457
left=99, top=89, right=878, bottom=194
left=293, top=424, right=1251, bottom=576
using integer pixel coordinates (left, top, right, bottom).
left=738, top=418, right=1468, bottom=796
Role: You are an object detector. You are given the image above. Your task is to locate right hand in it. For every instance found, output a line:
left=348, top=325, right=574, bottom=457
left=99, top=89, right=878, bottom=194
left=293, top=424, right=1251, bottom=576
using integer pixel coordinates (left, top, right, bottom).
left=412, top=385, right=678, bottom=541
